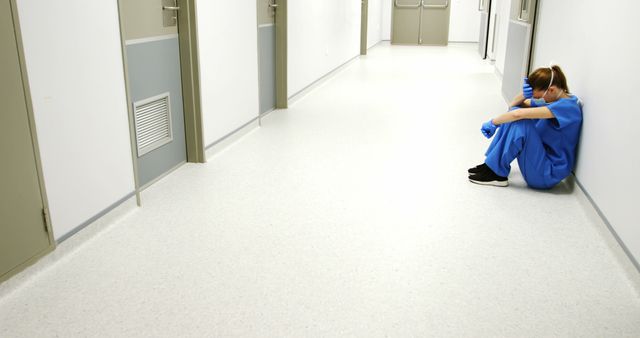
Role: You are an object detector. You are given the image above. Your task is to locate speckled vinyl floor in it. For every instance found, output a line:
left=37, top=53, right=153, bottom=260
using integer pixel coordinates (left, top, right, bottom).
left=1, top=43, right=639, bottom=337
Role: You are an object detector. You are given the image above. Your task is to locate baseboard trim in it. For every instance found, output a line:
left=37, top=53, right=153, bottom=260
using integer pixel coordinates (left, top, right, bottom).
left=205, top=117, right=260, bottom=161
left=288, top=55, right=360, bottom=106
left=574, top=175, right=640, bottom=276
left=140, top=161, right=187, bottom=192
left=366, top=39, right=385, bottom=51
left=57, top=192, right=137, bottom=244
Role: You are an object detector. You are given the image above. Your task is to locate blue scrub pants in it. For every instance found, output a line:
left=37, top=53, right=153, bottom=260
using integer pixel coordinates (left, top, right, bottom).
left=484, top=120, right=556, bottom=189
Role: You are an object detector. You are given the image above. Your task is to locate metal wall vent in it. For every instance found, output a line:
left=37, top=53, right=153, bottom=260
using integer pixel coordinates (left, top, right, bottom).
left=133, top=93, right=173, bottom=157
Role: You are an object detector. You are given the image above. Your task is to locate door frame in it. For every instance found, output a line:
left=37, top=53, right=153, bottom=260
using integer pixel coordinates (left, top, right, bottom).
left=1, top=0, right=56, bottom=284
left=361, top=0, right=368, bottom=55
left=275, top=0, right=288, bottom=109
left=177, top=0, right=205, bottom=164
left=116, top=0, right=205, bottom=205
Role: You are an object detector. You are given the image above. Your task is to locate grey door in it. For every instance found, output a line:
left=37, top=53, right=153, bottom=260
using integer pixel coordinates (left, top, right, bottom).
left=120, top=0, right=187, bottom=187
left=1, top=0, right=53, bottom=283
left=258, top=0, right=277, bottom=114
left=478, top=0, right=491, bottom=58
left=501, top=0, right=537, bottom=101
left=392, top=0, right=421, bottom=44
left=393, top=0, right=450, bottom=45
left=420, top=0, right=450, bottom=45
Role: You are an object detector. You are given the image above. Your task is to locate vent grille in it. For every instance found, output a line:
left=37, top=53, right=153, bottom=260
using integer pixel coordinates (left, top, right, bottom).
left=133, top=93, right=173, bottom=157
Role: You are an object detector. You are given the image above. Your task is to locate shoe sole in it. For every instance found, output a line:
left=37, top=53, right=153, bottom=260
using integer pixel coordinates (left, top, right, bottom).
left=468, top=178, right=509, bottom=187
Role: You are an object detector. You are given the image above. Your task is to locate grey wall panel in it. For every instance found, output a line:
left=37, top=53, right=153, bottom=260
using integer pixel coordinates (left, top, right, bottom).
left=126, top=37, right=186, bottom=186
left=258, top=25, right=276, bottom=114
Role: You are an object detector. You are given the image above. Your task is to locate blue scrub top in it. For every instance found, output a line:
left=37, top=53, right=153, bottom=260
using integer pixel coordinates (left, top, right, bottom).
left=534, top=95, right=583, bottom=181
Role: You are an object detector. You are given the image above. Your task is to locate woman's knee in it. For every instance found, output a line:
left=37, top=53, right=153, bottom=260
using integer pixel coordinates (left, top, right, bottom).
left=499, top=119, right=536, bottom=138
left=510, top=119, right=536, bottom=129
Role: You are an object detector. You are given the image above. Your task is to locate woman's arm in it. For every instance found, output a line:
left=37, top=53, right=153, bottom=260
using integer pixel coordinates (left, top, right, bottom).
left=491, top=106, right=554, bottom=126
left=510, top=94, right=539, bottom=108
left=509, top=93, right=526, bottom=108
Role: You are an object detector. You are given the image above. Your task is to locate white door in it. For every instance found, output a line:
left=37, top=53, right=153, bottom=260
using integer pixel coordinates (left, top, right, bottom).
left=501, top=0, right=537, bottom=101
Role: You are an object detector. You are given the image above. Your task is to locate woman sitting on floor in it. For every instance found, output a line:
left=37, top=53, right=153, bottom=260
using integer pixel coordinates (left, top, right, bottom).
left=468, top=65, right=583, bottom=189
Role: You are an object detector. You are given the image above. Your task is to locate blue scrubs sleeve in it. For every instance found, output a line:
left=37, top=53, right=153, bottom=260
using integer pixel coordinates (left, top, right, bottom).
left=547, top=96, right=581, bottom=128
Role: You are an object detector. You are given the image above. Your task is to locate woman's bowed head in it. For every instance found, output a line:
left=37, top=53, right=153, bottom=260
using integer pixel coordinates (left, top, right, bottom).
left=469, top=65, right=583, bottom=189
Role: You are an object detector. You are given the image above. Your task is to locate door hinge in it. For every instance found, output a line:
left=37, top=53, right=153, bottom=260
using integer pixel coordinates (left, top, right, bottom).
left=42, top=208, right=50, bottom=233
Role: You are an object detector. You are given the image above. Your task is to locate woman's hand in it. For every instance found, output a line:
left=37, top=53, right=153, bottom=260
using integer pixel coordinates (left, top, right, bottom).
left=523, top=78, right=533, bottom=99
left=481, top=120, right=498, bottom=138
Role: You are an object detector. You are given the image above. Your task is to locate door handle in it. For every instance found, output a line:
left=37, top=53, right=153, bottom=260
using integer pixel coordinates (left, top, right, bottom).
left=478, top=0, right=487, bottom=12
left=269, top=4, right=278, bottom=8
left=423, top=0, right=449, bottom=9
left=161, top=0, right=179, bottom=26
left=394, top=0, right=421, bottom=8
left=518, top=0, right=530, bottom=21
left=163, top=0, right=179, bottom=11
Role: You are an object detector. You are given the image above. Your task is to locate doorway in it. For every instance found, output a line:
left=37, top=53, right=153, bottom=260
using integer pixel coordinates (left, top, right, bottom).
left=257, top=0, right=287, bottom=112
left=477, top=0, right=492, bottom=59
left=257, top=0, right=276, bottom=114
left=118, top=0, right=204, bottom=191
left=1, top=0, right=54, bottom=283
left=392, top=0, right=451, bottom=46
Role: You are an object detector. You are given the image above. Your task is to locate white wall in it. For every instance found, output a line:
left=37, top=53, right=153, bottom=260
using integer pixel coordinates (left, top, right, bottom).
left=532, top=0, right=640, bottom=266
left=196, top=0, right=260, bottom=146
left=448, top=0, right=481, bottom=42
left=367, top=0, right=383, bottom=48
left=382, top=0, right=392, bottom=40
left=16, top=0, right=135, bottom=240
left=289, top=0, right=361, bottom=97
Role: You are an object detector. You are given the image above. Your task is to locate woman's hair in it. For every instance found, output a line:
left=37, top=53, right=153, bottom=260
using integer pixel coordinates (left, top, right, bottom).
left=528, top=65, right=569, bottom=93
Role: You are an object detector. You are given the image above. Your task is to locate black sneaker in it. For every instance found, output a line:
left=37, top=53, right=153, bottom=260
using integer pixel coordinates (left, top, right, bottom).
left=469, top=166, right=508, bottom=187
left=467, top=163, right=488, bottom=174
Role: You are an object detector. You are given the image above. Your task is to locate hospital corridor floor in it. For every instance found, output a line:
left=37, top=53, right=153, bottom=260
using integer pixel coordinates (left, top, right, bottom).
left=1, top=42, right=639, bottom=337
